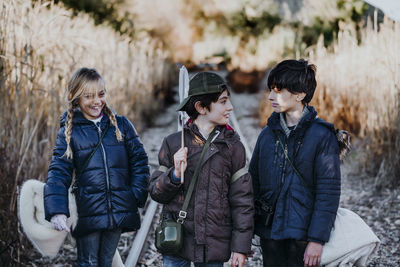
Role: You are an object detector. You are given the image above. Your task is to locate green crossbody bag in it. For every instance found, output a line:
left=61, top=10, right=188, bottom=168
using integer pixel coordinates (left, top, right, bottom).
left=155, top=129, right=219, bottom=254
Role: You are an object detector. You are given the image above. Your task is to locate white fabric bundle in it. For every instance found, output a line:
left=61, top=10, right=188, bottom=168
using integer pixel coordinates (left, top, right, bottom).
left=321, top=208, right=380, bottom=267
left=18, top=179, right=124, bottom=266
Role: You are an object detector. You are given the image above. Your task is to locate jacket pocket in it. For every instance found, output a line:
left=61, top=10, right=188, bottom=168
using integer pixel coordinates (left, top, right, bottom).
left=112, top=189, right=137, bottom=212
left=288, top=185, right=313, bottom=229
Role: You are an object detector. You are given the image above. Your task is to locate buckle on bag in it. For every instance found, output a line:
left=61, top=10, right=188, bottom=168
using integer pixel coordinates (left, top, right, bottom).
left=177, top=210, right=187, bottom=224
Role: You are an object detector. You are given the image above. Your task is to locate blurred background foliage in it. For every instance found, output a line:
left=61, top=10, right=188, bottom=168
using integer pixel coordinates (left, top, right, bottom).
left=51, top=0, right=136, bottom=36
left=39, top=0, right=371, bottom=69
left=294, top=0, right=368, bottom=47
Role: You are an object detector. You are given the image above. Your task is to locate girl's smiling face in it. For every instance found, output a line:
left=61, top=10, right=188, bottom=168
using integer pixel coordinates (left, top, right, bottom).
left=204, top=90, right=233, bottom=126
left=79, top=83, right=106, bottom=120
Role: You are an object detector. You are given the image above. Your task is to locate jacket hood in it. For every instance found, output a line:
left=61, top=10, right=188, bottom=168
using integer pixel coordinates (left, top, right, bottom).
left=267, top=106, right=318, bottom=132
left=314, top=117, right=335, bottom=132
left=267, top=106, right=337, bottom=141
left=184, top=121, right=239, bottom=146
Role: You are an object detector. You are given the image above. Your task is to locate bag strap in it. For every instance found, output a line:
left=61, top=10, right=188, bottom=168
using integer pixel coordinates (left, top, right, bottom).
left=276, top=134, right=314, bottom=193
left=177, top=128, right=219, bottom=224
left=72, top=122, right=110, bottom=190
left=231, top=167, right=247, bottom=184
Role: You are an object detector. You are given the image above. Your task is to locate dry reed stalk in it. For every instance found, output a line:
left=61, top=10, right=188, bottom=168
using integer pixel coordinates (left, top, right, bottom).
left=310, top=17, right=399, bottom=137
left=0, top=0, right=173, bottom=264
left=311, top=17, right=400, bottom=187
left=1, top=0, right=172, bottom=190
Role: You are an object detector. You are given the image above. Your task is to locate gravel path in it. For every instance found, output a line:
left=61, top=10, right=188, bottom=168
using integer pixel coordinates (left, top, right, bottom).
left=28, top=78, right=399, bottom=266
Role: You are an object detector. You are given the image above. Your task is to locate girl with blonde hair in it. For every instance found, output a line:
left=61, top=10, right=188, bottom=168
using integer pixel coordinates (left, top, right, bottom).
left=44, top=67, right=149, bottom=267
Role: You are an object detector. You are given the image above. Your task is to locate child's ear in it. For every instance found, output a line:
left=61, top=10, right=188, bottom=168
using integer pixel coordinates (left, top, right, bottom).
left=296, top=93, right=306, bottom=102
left=194, top=101, right=206, bottom=115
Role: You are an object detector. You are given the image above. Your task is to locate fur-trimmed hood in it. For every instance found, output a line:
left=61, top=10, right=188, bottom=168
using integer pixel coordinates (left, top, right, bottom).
left=267, top=106, right=350, bottom=161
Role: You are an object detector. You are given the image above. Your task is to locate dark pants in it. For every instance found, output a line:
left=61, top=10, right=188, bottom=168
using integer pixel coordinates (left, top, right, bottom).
left=76, top=229, right=121, bottom=267
left=163, top=255, right=223, bottom=267
left=260, top=239, right=308, bottom=267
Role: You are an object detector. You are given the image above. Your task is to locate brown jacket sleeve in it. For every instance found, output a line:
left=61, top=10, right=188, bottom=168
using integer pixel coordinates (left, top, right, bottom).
left=229, top=141, right=254, bottom=255
left=148, top=137, right=182, bottom=204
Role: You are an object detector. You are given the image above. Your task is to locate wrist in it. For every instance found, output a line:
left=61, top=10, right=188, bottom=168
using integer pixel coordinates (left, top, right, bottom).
left=51, top=214, right=66, bottom=220
left=171, top=169, right=181, bottom=184
left=307, top=238, right=325, bottom=245
left=173, top=168, right=180, bottom=178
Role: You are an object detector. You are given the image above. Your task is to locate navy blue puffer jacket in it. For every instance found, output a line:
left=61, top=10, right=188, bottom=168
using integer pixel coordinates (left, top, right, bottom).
left=249, top=106, right=340, bottom=244
left=44, top=110, right=149, bottom=237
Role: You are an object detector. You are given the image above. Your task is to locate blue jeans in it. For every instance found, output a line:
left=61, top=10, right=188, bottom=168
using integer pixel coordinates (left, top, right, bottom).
left=163, top=255, right=223, bottom=267
left=76, top=229, right=121, bottom=267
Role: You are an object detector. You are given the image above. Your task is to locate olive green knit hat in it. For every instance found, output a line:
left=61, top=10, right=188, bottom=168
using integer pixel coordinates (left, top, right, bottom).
left=176, top=71, right=227, bottom=111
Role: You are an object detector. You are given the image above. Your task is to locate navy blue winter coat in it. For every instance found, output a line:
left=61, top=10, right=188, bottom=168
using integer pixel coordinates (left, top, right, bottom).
left=44, top=110, right=149, bottom=237
left=249, top=106, right=340, bottom=244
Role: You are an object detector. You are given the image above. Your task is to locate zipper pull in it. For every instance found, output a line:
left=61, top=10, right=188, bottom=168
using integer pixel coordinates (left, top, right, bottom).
left=96, top=122, right=101, bottom=134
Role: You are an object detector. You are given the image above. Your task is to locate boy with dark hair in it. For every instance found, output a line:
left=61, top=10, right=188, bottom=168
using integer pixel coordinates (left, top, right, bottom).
left=149, top=71, right=254, bottom=267
left=249, top=59, right=341, bottom=267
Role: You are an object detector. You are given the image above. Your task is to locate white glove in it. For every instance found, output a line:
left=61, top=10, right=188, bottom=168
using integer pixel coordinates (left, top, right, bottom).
left=50, top=214, right=70, bottom=232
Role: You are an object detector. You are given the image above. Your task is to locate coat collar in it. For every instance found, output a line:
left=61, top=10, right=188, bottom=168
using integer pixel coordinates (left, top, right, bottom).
left=279, top=107, right=310, bottom=137
left=60, top=108, right=111, bottom=127
left=267, top=106, right=317, bottom=135
left=184, top=121, right=238, bottom=146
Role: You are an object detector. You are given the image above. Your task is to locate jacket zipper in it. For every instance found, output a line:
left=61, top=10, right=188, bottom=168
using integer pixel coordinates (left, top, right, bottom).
left=273, top=140, right=279, bottom=165
left=282, top=141, right=289, bottom=226
left=199, top=133, right=218, bottom=247
left=96, top=123, right=114, bottom=228
left=280, top=141, right=288, bottom=185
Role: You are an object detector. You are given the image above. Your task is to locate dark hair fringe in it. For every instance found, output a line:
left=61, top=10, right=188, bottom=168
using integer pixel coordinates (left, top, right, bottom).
left=267, top=59, right=317, bottom=104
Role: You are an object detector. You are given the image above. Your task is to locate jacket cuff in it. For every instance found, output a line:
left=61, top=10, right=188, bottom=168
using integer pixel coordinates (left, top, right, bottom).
left=231, top=233, right=252, bottom=255
left=170, top=168, right=182, bottom=185
left=307, top=237, right=325, bottom=245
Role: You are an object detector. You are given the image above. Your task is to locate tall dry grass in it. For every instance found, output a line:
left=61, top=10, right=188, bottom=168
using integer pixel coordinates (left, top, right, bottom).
left=259, top=16, right=400, bottom=187
left=0, top=0, right=173, bottom=264
left=310, top=17, right=400, bottom=187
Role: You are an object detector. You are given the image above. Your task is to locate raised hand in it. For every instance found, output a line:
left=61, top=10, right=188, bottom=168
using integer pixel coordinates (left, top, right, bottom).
left=173, top=147, right=187, bottom=178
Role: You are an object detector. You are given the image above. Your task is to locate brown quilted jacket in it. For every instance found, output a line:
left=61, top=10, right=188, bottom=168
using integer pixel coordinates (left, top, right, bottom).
left=149, top=122, right=254, bottom=263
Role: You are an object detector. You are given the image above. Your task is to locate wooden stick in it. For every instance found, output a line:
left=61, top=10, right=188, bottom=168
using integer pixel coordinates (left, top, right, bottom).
left=180, top=115, right=185, bottom=184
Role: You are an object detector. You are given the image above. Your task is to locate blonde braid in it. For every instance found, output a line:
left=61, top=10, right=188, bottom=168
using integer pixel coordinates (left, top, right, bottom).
left=103, top=104, right=123, bottom=141
left=64, top=104, right=75, bottom=159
